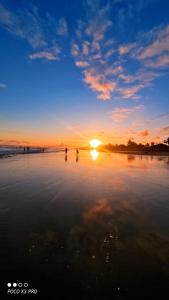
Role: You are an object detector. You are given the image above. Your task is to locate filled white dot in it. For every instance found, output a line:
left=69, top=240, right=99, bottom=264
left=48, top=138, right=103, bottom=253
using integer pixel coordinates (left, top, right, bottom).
left=13, top=283, right=17, bottom=287
left=7, top=283, right=11, bottom=287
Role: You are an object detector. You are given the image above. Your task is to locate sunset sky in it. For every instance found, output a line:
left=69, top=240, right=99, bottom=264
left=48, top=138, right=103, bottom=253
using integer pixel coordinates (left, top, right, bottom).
left=0, top=0, right=169, bottom=146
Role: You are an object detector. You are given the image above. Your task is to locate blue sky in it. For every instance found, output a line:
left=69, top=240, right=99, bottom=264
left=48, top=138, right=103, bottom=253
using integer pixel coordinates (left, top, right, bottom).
left=0, top=0, right=169, bottom=146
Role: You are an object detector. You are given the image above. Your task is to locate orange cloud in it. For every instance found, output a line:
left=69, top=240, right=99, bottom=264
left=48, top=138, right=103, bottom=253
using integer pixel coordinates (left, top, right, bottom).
left=83, top=69, right=116, bottom=100
left=119, top=44, right=135, bottom=55
left=119, top=84, right=144, bottom=99
left=139, top=129, right=149, bottom=137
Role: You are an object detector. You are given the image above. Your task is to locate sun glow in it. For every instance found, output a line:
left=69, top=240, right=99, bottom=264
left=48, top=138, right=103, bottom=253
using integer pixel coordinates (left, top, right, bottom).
left=90, top=149, right=99, bottom=160
left=89, top=139, right=101, bottom=148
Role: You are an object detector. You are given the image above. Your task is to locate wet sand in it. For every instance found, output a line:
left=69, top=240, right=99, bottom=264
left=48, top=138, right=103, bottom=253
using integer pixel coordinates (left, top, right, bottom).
left=0, top=150, right=169, bottom=298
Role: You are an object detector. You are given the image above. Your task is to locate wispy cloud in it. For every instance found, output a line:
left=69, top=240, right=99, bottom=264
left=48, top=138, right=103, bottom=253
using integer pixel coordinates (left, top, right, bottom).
left=71, top=1, right=168, bottom=101
left=113, top=0, right=152, bottom=34
left=71, top=0, right=122, bottom=100
left=1, top=1, right=169, bottom=101
left=136, top=25, right=169, bottom=60
left=146, top=54, right=169, bottom=69
left=119, top=24, right=169, bottom=72
left=56, top=18, right=68, bottom=36
left=71, top=43, right=79, bottom=56
left=151, top=112, right=169, bottom=121
left=30, top=52, right=57, bottom=61
left=83, top=69, right=116, bottom=100
left=0, top=139, right=28, bottom=145
left=109, top=105, right=144, bottom=122
left=117, top=24, right=169, bottom=97
left=0, top=83, right=7, bottom=89
left=0, top=4, right=46, bottom=49
left=118, top=70, right=159, bottom=100
left=119, top=43, right=136, bottom=55
left=159, top=126, right=169, bottom=134
left=75, top=60, right=90, bottom=68
left=119, top=70, right=158, bottom=85
left=118, top=85, right=144, bottom=99
left=0, top=3, right=65, bottom=61
left=30, top=47, right=60, bottom=61
left=85, top=0, right=112, bottom=42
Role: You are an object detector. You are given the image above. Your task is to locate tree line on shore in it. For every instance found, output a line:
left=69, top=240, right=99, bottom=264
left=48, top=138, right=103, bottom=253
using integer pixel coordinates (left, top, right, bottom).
left=98, top=137, right=169, bottom=153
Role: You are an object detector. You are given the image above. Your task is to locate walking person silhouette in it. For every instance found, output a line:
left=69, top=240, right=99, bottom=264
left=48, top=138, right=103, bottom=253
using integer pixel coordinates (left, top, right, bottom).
left=65, top=147, right=68, bottom=162
left=76, top=148, right=79, bottom=162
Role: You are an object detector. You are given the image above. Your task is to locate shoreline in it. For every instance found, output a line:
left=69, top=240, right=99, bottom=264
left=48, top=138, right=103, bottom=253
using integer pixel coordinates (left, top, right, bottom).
left=98, top=150, right=169, bottom=156
left=1, top=148, right=169, bottom=159
left=0, top=148, right=66, bottom=159
left=0, top=150, right=44, bottom=159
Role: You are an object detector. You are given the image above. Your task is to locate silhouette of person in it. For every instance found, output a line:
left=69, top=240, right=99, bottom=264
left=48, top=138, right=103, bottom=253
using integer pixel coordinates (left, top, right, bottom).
left=76, top=148, right=79, bottom=162
left=64, top=148, right=68, bottom=162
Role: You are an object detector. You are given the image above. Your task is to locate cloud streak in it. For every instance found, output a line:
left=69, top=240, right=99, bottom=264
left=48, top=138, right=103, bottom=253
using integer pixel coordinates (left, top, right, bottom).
left=30, top=47, right=60, bottom=61
left=109, top=105, right=144, bottom=122
left=71, top=0, right=122, bottom=100
left=151, top=112, right=169, bottom=121
left=119, top=24, right=169, bottom=72
left=71, top=1, right=169, bottom=101
left=0, top=4, right=46, bottom=49
left=0, top=83, right=7, bottom=89
left=0, top=3, right=66, bottom=61
left=160, top=126, right=169, bottom=134
left=137, top=25, right=169, bottom=60
left=56, top=18, right=68, bottom=36
left=1, top=1, right=169, bottom=101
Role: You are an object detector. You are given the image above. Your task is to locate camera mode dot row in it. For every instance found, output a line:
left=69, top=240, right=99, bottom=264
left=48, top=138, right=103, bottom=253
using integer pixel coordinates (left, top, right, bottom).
left=7, top=283, right=28, bottom=288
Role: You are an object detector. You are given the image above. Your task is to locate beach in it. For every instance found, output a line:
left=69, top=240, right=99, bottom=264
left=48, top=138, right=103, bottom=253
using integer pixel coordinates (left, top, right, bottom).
left=0, top=150, right=169, bottom=297
left=1, top=147, right=169, bottom=160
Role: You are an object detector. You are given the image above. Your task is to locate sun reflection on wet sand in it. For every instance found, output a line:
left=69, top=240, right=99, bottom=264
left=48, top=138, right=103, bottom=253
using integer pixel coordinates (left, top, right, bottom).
left=90, top=149, right=99, bottom=160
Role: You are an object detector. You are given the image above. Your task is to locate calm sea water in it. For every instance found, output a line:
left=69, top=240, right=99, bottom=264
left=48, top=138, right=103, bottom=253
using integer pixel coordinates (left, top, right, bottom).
left=0, top=150, right=169, bottom=298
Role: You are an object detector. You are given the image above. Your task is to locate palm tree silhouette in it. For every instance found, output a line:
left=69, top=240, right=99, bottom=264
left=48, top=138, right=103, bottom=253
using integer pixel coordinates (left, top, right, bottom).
left=164, top=137, right=169, bottom=145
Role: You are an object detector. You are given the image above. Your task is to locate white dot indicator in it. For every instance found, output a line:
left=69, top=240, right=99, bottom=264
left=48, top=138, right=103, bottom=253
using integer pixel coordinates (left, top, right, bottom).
left=7, top=283, right=11, bottom=287
left=24, top=283, right=28, bottom=287
left=13, top=283, right=17, bottom=287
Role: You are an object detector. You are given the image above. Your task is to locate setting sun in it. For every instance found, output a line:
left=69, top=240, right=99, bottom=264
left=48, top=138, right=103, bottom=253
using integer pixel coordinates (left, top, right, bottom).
left=89, top=139, right=102, bottom=148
